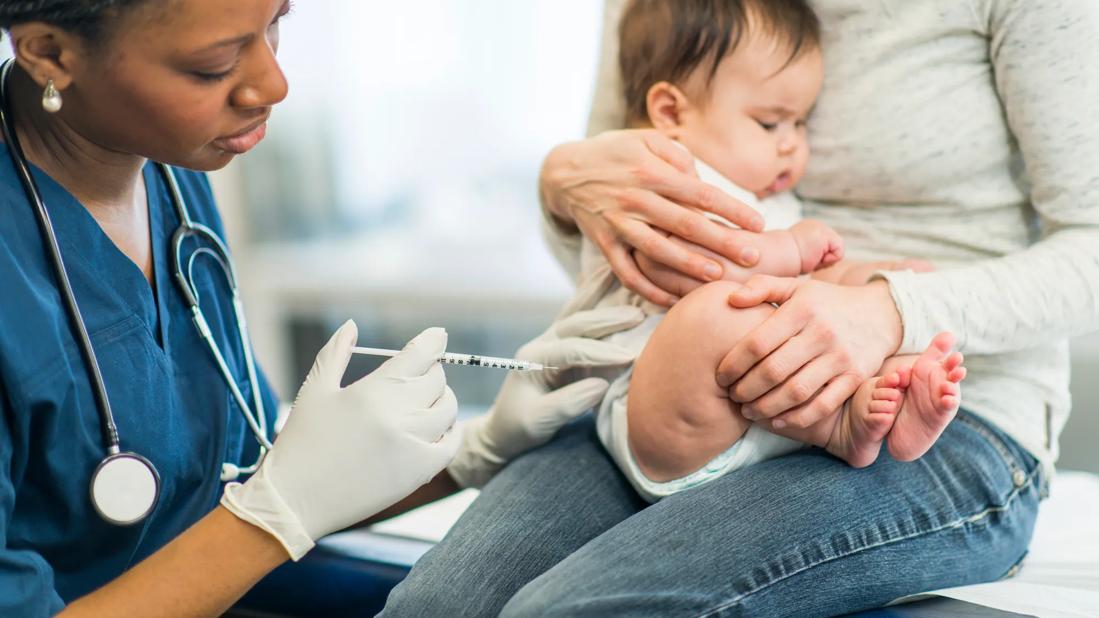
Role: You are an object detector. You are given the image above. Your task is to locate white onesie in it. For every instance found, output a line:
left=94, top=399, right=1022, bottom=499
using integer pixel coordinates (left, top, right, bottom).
left=566, top=158, right=805, bottom=502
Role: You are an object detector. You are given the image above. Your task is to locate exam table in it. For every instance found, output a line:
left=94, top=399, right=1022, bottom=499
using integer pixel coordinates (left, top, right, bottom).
left=231, top=471, right=1099, bottom=617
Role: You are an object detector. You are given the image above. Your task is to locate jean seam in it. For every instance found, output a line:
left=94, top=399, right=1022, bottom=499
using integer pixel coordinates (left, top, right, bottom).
left=953, top=413, right=1024, bottom=478
left=694, top=466, right=1040, bottom=618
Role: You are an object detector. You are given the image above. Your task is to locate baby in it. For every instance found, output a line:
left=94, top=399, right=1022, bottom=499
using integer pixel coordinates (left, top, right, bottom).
left=566, top=0, right=966, bottom=501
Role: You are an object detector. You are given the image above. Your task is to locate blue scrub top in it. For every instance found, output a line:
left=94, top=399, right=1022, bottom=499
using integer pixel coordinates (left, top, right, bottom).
left=0, top=145, right=279, bottom=616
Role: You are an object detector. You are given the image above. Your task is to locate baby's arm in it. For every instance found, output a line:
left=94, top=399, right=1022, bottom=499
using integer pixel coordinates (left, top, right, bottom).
left=627, top=281, right=773, bottom=481
left=636, top=220, right=844, bottom=298
left=813, top=258, right=935, bottom=286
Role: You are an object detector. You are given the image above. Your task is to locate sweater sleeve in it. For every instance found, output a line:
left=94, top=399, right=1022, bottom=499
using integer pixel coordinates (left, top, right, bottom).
left=877, top=0, right=1099, bottom=355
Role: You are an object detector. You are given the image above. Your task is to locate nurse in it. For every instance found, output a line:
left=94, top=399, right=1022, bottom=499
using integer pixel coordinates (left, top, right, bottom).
left=0, top=1, right=641, bottom=615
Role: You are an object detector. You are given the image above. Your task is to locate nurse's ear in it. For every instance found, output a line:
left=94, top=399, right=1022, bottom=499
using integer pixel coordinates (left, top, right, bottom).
left=645, top=81, right=692, bottom=140
left=7, top=22, right=85, bottom=93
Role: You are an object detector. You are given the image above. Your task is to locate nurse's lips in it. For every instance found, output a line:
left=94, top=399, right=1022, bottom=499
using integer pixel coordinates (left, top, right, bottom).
left=213, top=120, right=268, bottom=154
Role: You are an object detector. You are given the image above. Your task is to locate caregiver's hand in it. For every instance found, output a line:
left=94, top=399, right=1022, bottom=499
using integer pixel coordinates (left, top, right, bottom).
left=447, top=305, right=645, bottom=488
left=716, top=276, right=903, bottom=429
left=540, top=129, right=765, bottom=306
left=222, top=321, right=459, bottom=561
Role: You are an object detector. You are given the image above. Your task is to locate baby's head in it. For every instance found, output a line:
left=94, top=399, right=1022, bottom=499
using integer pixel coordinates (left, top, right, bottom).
left=620, top=0, right=822, bottom=198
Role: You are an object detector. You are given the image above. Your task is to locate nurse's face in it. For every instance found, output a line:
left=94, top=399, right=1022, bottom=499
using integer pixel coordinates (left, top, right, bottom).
left=26, top=0, right=291, bottom=171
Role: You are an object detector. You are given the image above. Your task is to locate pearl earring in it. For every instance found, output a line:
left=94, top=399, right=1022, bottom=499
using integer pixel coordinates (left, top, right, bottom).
left=42, top=79, right=63, bottom=113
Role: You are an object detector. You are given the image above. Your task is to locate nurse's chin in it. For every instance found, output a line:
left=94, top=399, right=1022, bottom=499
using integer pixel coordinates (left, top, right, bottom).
left=172, top=147, right=243, bottom=172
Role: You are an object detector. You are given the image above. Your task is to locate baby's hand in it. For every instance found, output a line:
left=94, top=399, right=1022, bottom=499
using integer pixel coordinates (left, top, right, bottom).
left=789, top=220, right=844, bottom=274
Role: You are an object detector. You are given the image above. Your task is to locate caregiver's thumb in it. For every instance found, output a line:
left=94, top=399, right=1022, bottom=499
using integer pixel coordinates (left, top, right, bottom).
left=221, top=320, right=459, bottom=561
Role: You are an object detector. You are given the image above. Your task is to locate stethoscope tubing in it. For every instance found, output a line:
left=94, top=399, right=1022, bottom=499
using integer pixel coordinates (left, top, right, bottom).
left=0, top=59, right=271, bottom=516
left=0, top=60, right=122, bottom=455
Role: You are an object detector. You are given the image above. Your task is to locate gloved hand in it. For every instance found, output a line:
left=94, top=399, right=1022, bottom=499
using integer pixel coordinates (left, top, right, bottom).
left=447, top=305, right=645, bottom=488
left=221, top=321, right=459, bottom=560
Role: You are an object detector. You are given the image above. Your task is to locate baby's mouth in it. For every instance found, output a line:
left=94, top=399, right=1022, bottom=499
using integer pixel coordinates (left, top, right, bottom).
left=769, top=171, right=793, bottom=194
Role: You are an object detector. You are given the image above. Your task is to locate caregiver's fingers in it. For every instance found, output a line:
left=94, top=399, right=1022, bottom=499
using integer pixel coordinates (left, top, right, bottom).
left=732, top=335, right=830, bottom=414
left=770, top=373, right=864, bottom=430
left=595, top=224, right=680, bottom=307
left=640, top=132, right=765, bottom=235
left=608, top=189, right=761, bottom=273
left=639, top=129, right=699, bottom=176
left=636, top=252, right=708, bottom=299
left=727, top=274, right=801, bottom=309
left=604, top=205, right=725, bottom=284
left=717, top=305, right=809, bottom=390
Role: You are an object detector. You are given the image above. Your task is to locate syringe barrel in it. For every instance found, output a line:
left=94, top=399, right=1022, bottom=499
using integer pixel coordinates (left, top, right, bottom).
left=439, top=353, right=532, bottom=371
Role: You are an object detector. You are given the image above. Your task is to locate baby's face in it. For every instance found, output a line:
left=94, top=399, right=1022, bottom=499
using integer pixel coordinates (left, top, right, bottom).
left=674, top=39, right=823, bottom=199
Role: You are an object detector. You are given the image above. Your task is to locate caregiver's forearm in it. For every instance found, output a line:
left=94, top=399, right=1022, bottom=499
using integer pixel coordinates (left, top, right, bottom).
left=879, top=227, right=1099, bottom=355
left=886, top=0, right=1099, bottom=355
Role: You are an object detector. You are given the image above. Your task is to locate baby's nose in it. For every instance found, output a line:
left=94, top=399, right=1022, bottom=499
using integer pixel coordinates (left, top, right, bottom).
left=778, top=138, right=797, bottom=156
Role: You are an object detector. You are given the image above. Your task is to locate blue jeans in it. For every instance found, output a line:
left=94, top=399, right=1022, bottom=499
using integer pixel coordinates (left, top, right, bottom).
left=382, top=410, right=1041, bottom=617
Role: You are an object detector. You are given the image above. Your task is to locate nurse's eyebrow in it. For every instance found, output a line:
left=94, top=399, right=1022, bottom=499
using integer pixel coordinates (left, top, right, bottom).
left=198, top=33, right=254, bottom=51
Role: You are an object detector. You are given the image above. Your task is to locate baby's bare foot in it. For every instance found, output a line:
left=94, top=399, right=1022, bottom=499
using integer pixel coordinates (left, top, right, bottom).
left=825, top=375, right=899, bottom=468
left=886, top=332, right=967, bottom=461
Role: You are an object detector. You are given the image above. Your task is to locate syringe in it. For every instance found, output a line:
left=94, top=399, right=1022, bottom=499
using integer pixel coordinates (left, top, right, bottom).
left=351, top=346, right=554, bottom=372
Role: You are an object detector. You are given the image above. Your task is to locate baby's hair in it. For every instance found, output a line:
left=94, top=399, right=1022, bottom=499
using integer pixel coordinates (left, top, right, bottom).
left=0, top=0, right=151, bottom=47
left=619, top=0, right=821, bottom=125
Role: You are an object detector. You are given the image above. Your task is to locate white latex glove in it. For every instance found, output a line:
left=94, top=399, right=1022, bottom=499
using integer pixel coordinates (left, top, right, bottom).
left=447, top=305, right=645, bottom=488
left=221, top=321, right=460, bottom=560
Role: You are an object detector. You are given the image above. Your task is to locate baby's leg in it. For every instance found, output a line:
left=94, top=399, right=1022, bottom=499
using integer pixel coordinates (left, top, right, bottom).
left=627, top=281, right=773, bottom=482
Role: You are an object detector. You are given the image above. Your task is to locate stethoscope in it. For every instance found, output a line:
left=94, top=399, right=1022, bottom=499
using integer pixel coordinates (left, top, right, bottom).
left=0, top=60, right=272, bottom=526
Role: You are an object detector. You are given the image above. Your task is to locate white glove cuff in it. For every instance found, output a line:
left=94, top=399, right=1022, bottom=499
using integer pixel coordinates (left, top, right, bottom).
left=220, top=466, right=316, bottom=561
left=446, top=416, right=506, bottom=489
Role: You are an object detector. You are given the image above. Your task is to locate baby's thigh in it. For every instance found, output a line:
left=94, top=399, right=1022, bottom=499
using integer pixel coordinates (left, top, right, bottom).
left=628, top=282, right=773, bottom=475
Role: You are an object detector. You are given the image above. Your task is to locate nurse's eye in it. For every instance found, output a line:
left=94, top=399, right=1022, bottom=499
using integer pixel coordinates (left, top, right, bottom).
left=192, top=60, right=240, bottom=83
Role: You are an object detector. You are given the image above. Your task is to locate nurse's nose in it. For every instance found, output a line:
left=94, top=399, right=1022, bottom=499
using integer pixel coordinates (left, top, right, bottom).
left=232, top=41, right=290, bottom=110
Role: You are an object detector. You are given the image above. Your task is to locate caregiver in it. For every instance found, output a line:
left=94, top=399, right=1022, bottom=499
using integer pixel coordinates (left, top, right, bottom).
left=0, top=1, right=641, bottom=616
left=383, top=0, right=1099, bottom=615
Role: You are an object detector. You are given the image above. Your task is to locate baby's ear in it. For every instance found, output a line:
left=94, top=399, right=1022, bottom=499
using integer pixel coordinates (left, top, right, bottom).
left=645, top=81, right=690, bottom=134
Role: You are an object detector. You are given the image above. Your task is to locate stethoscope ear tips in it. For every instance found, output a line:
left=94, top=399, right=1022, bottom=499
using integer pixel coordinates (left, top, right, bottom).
left=220, top=462, right=241, bottom=482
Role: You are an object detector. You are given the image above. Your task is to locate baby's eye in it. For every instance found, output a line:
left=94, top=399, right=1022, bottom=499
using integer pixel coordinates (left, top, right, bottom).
left=756, top=120, right=778, bottom=131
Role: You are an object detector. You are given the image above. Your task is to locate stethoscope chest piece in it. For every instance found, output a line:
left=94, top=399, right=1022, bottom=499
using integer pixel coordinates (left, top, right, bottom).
left=90, top=452, right=160, bottom=526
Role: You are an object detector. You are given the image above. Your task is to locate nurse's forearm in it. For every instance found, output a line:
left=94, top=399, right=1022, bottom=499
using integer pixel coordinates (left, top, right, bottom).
left=59, top=506, right=287, bottom=617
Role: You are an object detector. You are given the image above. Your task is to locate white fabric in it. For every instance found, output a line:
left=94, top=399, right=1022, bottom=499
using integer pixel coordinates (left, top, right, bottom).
left=573, top=0, right=1099, bottom=479
left=222, top=322, right=460, bottom=560
left=446, top=306, right=645, bottom=488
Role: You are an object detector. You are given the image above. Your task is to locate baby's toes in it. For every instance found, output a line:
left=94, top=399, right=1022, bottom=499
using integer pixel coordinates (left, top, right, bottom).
left=940, top=394, right=960, bottom=410
left=948, top=366, right=967, bottom=383
left=894, top=366, right=913, bottom=389
left=943, top=351, right=964, bottom=372
left=872, top=386, right=902, bottom=402
left=869, top=398, right=901, bottom=414
left=939, top=380, right=958, bottom=398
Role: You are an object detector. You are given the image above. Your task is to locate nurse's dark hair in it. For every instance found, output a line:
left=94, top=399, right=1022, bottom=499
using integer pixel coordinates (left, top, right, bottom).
left=619, top=0, right=821, bottom=125
left=0, top=0, right=151, bottom=46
